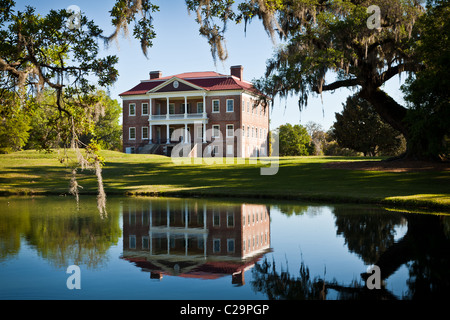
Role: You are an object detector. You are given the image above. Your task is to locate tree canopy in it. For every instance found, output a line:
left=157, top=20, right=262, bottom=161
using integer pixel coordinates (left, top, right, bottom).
left=331, top=94, right=405, bottom=157
left=187, top=0, right=448, bottom=159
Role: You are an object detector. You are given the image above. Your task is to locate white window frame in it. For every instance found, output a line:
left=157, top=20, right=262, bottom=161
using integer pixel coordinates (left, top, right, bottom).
left=169, top=103, right=175, bottom=114
left=213, top=145, right=220, bottom=156
left=129, top=235, right=136, bottom=249
left=197, top=126, right=203, bottom=139
left=129, top=127, right=136, bottom=140
left=129, top=103, right=136, bottom=116
left=213, top=239, right=221, bottom=253
left=142, top=103, right=149, bottom=116
left=227, top=239, right=235, bottom=253
left=197, top=102, right=204, bottom=114
left=226, top=124, right=234, bottom=138
left=212, top=100, right=220, bottom=113
left=226, top=99, right=234, bottom=112
left=212, top=125, right=220, bottom=138
left=142, top=126, right=149, bottom=140
left=227, top=212, right=235, bottom=227
left=213, top=211, right=220, bottom=227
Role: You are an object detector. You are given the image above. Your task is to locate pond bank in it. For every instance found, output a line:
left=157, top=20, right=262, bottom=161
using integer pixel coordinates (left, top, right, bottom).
left=0, top=150, right=449, bottom=212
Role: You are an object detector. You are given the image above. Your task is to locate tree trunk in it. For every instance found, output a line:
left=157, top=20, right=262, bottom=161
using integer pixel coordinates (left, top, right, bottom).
left=359, top=87, right=408, bottom=138
left=359, top=87, right=413, bottom=159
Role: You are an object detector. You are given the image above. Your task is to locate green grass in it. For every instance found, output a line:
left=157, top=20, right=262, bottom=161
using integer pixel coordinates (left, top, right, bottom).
left=0, top=149, right=449, bottom=211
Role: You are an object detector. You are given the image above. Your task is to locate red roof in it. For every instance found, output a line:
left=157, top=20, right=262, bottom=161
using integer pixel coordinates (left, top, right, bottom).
left=119, top=71, right=263, bottom=97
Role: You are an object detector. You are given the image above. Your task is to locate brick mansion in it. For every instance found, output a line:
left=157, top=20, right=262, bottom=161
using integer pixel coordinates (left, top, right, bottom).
left=120, top=65, right=270, bottom=157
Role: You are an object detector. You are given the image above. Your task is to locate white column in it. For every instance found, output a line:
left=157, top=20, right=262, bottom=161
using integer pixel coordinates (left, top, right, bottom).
left=202, top=93, right=207, bottom=118
left=166, top=124, right=170, bottom=144
left=149, top=98, right=153, bottom=143
left=203, top=121, right=207, bottom=143
left=184, top=123, right=188, bottom=143
left=166, top=97, right=170, bottom=119
left=184, top=96, right=188, bottom=119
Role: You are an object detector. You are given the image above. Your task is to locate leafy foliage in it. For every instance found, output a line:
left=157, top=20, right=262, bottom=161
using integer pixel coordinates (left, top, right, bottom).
left=277, top=123, right=312, bottom=156
left=332, top=94, right=405, bottom=157
left=402, top=0, right=450, bottom=159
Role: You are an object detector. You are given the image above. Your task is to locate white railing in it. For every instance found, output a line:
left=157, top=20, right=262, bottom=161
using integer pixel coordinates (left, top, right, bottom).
left=150, top=113, right=207, bottom=121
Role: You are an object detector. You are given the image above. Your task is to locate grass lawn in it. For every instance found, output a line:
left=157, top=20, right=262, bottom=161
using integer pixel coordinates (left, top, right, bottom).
left=0, top=149, right=449, bottom=211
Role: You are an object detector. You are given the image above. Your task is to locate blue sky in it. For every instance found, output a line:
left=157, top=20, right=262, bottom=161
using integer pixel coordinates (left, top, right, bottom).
left=15, top=0, right=406, bottom=131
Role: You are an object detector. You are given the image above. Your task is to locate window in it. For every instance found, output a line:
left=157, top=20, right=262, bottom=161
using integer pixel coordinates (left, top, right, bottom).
left=129, top=127, right=136, bottom=140
left=247, top=126, right=250, bottom=137
left=242, top=126, right=245, bottom=137
left=197, top=102, right=204, bottom=114
left=212, top=125, right=220, bottom=138
left=213, top=145, right=220, bottom=156
left=227, top=145, right=233, bottom=155
left=227, top=239, right=235, bottom=253
left=226, top=124, right=234, bottom=138
left=227, top=212, right=234, bottom=227
left=129, top=235, right=136, bottom=249
left=226, top=99, right=234, bottom=112
left=142, top=103, right=149, bottom=116
left=197, top=126, right=204, bottom=139
left=169, top=103, right=175, bottom=114
left=247, top=101, right=250, bottom=113
left=129, top=103, right=136, bottom=116
left=212, top=100, right=220, bottom=113
left=213, top=239, right=220, bottom=253
left=213, top=211, right=220, bottom=226
left=142, top=236, right=149, bottom=249
left=142, top=127, right=149, bottom=140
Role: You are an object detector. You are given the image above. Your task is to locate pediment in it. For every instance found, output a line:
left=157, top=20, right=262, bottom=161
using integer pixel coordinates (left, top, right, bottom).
left=149, top=77, right=203, bottom=93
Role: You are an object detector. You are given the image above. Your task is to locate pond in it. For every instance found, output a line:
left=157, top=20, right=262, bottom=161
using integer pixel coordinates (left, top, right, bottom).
left=0, top=196, right=449, bottom=300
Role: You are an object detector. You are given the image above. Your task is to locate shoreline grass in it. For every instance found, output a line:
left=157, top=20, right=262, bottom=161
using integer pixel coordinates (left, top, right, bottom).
left=0, top=149, right=449, bottom=212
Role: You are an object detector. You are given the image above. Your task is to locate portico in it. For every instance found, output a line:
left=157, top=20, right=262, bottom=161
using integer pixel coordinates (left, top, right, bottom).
left=148, top=91, right=208, bottom=144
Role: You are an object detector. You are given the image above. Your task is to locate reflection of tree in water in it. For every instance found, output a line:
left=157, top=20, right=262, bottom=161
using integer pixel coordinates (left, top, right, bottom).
left=253, top=206, right=450, bottom=300
left=333, top=206, right=405, bottom=264
left=251, top=257, right=397, bottom=300
left=0, top=198, right=121, bottom=269
left=251, top=258, right=325, bottom=300
left=275, top=204, right=326, bottom=217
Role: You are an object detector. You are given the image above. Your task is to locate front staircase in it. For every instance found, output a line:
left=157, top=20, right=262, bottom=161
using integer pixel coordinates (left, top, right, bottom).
left=138, top=144, right=160, bottom=155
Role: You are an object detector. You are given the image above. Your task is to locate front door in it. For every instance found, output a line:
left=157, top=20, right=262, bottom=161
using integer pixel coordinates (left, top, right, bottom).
left=156, top=127, right=161, bottom=144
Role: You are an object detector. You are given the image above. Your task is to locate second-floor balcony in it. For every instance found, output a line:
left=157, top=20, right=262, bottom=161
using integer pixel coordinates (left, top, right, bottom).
left=150, top=113, right=207, bottom=121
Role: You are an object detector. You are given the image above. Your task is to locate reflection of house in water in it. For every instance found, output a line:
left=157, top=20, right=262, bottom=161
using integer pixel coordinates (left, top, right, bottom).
left=121, top=199, right=271, bottom=285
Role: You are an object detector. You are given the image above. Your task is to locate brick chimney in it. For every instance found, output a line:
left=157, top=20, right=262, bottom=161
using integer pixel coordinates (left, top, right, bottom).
left=230, top=65, right=243, bottom=81
left=150, top=71, right=162, bottom=80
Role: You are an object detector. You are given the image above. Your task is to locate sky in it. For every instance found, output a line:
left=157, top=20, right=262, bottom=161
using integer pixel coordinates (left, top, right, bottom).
left=15, top=0, right=406, bottom=131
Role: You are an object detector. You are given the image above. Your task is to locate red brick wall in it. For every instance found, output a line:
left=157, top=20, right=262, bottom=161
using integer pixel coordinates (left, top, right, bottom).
left=123, top=99, right=150, bottom=152
left=122, top=92, right=270, bottom=157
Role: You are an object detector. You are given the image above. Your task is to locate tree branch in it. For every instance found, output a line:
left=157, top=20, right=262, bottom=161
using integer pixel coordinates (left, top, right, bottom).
left=313, top=78, right=359, bottom=94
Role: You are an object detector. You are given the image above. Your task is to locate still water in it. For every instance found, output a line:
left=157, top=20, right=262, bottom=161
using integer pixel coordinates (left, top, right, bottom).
left=0, top=196, right=449, bottom=300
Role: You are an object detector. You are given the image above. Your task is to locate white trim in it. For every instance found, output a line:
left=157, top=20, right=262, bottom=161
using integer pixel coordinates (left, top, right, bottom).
left=121, top=90, right=245, bottom=101
left=141, top=103, right=149, bottom=116
left=142, top=126, right=149, bottom=140
left=129, top=127, right=136, bottom=140
left=212, top=124, right=220, bottom=138
left=226, top=99, right=234, bottom=113
left=226, top=124, right=234, bottom=138
left=129, top=103, right=136, bottom=116
left=148, top=76, right=205, bottom=93
left=212, top=99, right=220, bottom=113
left=197, top=101, right=204, bottom=114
